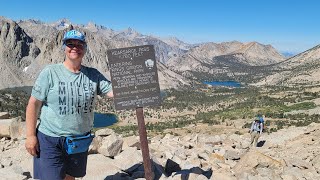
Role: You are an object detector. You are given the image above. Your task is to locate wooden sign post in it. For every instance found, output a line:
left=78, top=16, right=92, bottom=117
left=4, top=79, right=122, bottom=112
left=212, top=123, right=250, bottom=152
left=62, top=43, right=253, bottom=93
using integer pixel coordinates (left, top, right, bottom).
left=107, top=45, right=161, bottom=180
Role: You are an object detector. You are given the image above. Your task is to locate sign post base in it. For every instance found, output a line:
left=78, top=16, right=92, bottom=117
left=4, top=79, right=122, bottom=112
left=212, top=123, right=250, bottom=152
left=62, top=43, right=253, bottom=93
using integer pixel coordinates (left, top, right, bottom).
left=136, top=107, right=153, bottom=180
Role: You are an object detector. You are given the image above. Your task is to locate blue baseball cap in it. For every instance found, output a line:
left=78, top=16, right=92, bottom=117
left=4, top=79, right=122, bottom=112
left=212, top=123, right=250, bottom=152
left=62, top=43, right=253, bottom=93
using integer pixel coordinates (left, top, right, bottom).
left=62, top=30, right=86, bottom=43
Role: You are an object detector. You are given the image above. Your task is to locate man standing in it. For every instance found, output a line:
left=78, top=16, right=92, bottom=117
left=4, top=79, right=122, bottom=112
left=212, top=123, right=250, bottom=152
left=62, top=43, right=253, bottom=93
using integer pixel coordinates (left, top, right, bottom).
left=249, top=119, right=263, bottom=147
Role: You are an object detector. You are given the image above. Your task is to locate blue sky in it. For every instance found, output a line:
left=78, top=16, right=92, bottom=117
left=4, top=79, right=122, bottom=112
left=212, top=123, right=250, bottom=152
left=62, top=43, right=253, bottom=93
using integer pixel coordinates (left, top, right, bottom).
left=1, top=0, right=319, bottom=53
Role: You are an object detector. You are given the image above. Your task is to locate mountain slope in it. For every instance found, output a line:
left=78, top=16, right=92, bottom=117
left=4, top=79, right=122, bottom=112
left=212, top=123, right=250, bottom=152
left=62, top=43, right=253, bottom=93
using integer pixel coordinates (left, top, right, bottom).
left=0, top=17, right=190, bottom=90
left=255, top=45, right=320, bottom=86
left=167, top=41, right=285, bottom=81
left=167, top=41, right=284, bottom=70
left=0, top=17, right=40, bottom=88
left=233, top=42, right=284, bottom=65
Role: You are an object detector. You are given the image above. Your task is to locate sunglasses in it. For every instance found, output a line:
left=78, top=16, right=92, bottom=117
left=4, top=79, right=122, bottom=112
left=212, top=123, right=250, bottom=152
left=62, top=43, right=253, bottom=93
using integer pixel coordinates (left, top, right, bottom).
left=65, top=42, right=86, bottom=49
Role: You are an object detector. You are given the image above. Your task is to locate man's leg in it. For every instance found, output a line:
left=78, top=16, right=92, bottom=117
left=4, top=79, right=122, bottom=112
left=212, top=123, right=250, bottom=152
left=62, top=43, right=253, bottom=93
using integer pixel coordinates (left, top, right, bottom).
left=34, top=131, right=67, bottom=180
left=250, top=132, right=255, bottom=146
left=254, top=133, right=260, bottom=147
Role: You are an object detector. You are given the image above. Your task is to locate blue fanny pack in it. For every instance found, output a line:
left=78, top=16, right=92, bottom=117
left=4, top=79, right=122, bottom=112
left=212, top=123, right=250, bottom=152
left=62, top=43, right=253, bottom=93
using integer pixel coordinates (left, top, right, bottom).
left=64, top=133, right=94, bottom=155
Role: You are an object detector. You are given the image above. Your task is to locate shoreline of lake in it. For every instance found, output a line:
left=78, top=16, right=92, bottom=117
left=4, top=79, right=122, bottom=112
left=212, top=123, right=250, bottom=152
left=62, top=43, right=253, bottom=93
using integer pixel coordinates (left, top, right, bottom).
left=203, top=81, right=241, bottom=87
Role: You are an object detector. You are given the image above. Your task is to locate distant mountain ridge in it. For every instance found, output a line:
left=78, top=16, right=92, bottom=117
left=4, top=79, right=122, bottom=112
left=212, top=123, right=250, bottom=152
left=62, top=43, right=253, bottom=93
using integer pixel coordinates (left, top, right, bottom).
left=0, top=17, right=192, bottom=89
left=255, top=45, right=320, bottom=86
left=167, top=41, right=284, bottom=70
left=166, top=41, right=285, bottom=82
left=0, top=16, right=292, bottom=90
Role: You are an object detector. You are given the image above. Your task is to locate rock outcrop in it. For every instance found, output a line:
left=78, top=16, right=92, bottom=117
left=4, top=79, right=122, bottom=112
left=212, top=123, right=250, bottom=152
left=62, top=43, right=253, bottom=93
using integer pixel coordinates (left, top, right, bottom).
left=1, top=122, right=320, bottom=179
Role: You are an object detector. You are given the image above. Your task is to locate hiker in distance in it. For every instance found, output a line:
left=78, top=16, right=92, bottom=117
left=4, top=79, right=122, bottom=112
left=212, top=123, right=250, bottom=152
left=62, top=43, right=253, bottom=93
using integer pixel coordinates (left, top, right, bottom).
left=249, top=117, right=264, bottom=147
left=25, top=29, right=113, bottom=180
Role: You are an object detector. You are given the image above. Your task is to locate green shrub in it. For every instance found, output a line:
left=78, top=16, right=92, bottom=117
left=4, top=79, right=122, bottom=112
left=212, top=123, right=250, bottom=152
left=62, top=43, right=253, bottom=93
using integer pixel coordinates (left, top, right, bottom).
left=269, top=128, right=277, bottom=133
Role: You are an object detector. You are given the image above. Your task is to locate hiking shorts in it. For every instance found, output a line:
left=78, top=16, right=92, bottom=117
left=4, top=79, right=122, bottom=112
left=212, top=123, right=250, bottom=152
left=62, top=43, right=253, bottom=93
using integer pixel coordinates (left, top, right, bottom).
left=33, top=130, right=88, bottom=180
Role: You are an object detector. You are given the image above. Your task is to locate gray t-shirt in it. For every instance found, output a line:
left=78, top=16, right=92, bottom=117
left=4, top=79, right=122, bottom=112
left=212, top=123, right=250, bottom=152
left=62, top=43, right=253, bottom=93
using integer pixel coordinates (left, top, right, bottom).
left=31, top=63, right=112, bottom=137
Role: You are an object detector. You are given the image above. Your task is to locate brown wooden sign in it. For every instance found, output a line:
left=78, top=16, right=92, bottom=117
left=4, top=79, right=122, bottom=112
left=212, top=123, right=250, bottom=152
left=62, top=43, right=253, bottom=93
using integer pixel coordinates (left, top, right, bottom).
left=107, top=45, right=161, bottom=110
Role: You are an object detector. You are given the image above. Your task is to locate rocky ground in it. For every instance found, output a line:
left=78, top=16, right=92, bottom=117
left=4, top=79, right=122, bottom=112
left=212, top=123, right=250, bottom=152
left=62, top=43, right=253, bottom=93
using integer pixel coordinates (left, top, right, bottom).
left=0, top=113, right=320, bottom=179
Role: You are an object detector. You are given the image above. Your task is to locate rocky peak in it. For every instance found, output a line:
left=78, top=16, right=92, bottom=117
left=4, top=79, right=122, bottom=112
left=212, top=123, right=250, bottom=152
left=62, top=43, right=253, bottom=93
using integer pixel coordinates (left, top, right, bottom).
left=163, top=37, right=186, bottom=46
left=0, top=16, right=14, bottom=23
left=220, top=40, right=243, bottom=47
left=231, top=41, right=285, bottom=65
left=161, top=36, right=192, bottom=50
left=17, top=19, right=43, bottom=25
left=84, top=21, right=102, bottom=32
left=184, top=41, right=241, bottom=61
left=0, top=19, right=40, bottom=88
left=0, top=19, right=34, bottom=63
left=123, top=27, right=137, bottom=34
left=117, top=27, right=142, bottom=39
